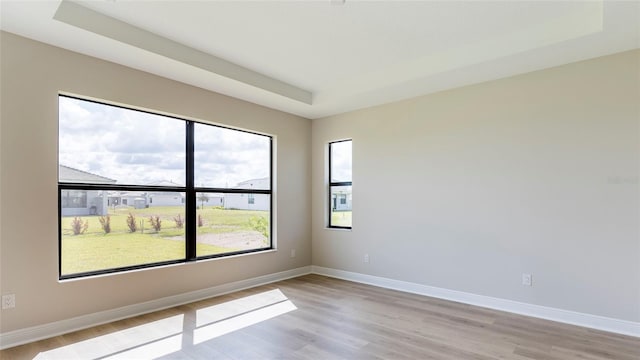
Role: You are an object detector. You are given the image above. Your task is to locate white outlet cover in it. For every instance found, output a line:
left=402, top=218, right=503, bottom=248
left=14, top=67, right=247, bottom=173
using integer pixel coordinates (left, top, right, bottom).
left=2, top=294, right=16, bottom=309
left=522, top=274, right=532, bottom=286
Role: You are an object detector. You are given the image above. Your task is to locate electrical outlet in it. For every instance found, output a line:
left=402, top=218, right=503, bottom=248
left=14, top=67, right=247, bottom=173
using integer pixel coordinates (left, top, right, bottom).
left=522, top=273, right=532, bottom=286
left=2, top=294, right=15, bottom=309
left=364, top=253, right=370, bottom=263
left=290, top=249, right=296, bottom=258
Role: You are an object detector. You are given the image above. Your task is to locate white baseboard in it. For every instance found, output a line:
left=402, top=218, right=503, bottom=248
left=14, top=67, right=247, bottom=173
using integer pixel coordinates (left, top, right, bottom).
left=2, top=264, right=637, bottom=350
left=311, top=266, right=640, bottom=338
left=0, top=266, right=312, bottom=350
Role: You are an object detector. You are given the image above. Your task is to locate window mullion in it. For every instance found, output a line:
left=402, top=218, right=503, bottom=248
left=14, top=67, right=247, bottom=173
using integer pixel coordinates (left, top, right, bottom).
left=186, top=121, right=196, bottom=261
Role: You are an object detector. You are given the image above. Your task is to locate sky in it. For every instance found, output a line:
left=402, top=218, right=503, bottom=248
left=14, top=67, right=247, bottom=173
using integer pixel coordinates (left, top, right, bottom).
left=331, top=140, right=352, bottom=183
left=59, top=96, right=270, bottom=189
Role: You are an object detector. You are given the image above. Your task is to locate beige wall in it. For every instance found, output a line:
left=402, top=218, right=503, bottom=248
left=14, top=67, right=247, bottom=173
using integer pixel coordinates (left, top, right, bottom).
left=0, top=32, right=311, bottom=332
left=1, top=29, right=638, bottom=336
left=312, top=50, right=640, bottom=322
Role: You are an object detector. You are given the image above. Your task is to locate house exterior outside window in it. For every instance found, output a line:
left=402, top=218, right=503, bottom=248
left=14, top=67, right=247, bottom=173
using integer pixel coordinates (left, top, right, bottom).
left=59, top=165, right=115, bottom=216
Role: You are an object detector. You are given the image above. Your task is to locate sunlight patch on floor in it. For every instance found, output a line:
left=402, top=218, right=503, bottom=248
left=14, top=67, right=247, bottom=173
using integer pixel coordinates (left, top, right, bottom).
left=194, top=296, right=297, bottom=345
left=196, top=288, right=289, bottom=327
left=33, top=289, right=296, bottom=359
left=102, top=334, right=183, bottom=360
left=33, top=315, right=184, bottom=360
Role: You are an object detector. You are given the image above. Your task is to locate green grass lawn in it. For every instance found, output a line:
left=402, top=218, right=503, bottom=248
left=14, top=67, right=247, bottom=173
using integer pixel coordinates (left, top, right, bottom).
left=61, top=206, right=269, bottom=275
left=331, top=211, right=352, bottom=227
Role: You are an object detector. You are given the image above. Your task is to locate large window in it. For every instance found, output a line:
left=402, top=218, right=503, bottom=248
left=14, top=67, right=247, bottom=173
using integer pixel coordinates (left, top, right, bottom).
left=58, top=95, right=272, bottom=279
left=329, top=140, right=352, bottom=228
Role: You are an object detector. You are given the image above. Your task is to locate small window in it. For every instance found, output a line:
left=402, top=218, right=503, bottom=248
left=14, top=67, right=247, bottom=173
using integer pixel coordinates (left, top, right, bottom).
left=248, top=194, right=255, bottom=204
left=329, top=140, right=352, bottom=228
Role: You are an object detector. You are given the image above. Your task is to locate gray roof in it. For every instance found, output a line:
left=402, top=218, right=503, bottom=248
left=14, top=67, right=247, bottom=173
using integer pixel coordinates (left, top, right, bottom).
left=59, top=165, right=116, bottom=184
left=237, top=177, right=269, bottom=185
left=235, top=177, right=270, bottom=190
left=149, top=180, right=184, bottom=187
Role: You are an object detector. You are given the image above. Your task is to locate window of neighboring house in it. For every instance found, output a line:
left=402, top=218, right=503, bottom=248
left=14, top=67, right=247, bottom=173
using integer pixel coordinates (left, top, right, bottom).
left=328, top=139, right=352, bottom=228
left=58, top=95, right=273, bottom=279
left=248, top=194, right=255, bottom=204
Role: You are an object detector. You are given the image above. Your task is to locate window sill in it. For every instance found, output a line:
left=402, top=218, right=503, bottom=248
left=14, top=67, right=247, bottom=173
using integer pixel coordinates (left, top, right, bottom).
left=325, top=227, right=352, bottom=232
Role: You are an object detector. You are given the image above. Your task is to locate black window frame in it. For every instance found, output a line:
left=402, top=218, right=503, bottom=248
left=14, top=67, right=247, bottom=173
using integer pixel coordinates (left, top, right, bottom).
left=328, top=139, right=352, bottom=229
left=58, top=94, right=273, bottom=280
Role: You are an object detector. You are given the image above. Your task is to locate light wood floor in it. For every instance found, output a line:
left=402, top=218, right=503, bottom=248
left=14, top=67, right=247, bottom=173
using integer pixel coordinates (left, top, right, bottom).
left=1, top=274, right=638, bottom=359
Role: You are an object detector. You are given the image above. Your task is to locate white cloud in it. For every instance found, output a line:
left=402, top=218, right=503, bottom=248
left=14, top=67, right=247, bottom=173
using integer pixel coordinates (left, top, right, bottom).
left=59, top=96, right=270, bottom=188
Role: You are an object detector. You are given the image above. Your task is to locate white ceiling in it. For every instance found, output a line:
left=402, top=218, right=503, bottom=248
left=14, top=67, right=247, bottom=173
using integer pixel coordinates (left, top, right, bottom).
left=1, top=0, right=639, bottom=119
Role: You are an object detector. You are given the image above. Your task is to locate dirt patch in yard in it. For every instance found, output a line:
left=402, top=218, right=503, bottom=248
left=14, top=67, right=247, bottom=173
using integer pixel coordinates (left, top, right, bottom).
left=196, top=231, right=267, bottom=250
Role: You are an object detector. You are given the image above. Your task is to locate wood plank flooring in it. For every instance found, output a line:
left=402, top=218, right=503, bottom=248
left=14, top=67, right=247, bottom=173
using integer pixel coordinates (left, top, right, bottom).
left=1, top=274, right=638, bottom=359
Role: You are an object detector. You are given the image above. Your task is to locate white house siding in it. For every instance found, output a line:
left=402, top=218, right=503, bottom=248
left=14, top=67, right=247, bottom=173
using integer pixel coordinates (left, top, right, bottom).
left=148, top=192, right=184, bottom=207
left=332, top=193, right=352, bottom=211
left=224, top=193, right=270, bottom=211
left=120, top=195, right=145, bottom=208
left=108, top=192, right=147, bottom=209
left=61, top=190, right=109, bottom=216
left=199, top=194, right=224, bottom=208
left=59, top=165, right=115, bottom=217
left=223, top=178, right=270, bottom=211
left=211, top=195, right=224, bottom=206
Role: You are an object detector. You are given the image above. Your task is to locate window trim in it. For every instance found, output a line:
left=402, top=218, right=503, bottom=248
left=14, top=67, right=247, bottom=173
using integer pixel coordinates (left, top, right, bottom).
left=58, top=94, right=273, bottom=280
left=328, top=139, right=352, bottom=229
